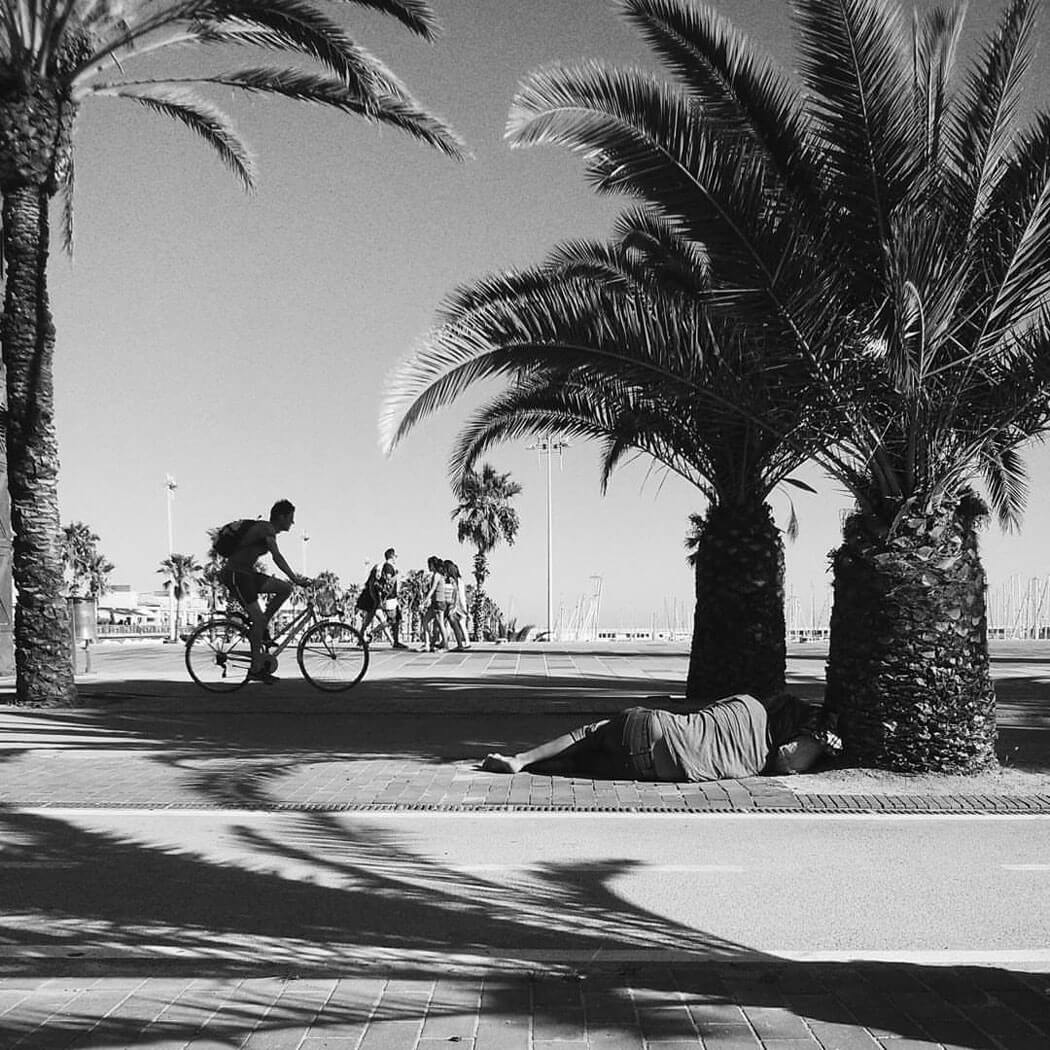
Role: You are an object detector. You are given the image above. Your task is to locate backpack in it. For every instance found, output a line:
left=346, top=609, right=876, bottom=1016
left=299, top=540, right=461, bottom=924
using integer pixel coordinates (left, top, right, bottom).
left=211, top=519, right=252, bottom=559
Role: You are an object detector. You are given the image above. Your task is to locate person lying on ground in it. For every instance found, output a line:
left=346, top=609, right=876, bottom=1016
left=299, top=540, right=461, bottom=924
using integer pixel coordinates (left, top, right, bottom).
left=480, top=693, right=840, bottom=782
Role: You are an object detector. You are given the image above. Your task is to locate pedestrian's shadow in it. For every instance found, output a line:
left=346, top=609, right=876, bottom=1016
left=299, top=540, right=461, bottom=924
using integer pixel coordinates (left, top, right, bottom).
left=0, top=806, right=1043, bottom=1049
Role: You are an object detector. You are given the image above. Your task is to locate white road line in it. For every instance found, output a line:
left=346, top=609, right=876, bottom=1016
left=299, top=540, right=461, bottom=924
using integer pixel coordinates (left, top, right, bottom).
left=450, top=864, right=745, bottom=873
left=1002, top=864, right=1050, bottom=870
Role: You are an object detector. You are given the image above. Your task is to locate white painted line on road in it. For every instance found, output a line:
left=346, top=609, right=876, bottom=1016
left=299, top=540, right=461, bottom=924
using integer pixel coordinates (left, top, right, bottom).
left=1002, top=864, right=1050, bottom=870
left=450, top=863, right=746, bottom=873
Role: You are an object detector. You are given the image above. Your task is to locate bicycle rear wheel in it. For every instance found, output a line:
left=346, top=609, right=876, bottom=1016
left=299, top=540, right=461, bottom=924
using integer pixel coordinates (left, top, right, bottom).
left=185, top=618, right=252, bottom=692
left=297, top=620, right=369, bottom=692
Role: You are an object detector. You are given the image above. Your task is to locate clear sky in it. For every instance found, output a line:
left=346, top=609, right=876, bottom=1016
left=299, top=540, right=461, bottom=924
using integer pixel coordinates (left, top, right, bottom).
left=50, top=0, right=1050, bottom=631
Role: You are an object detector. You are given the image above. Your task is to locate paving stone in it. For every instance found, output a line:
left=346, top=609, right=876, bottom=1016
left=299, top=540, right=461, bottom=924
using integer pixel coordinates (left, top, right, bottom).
left=699, top=1027, right=763, bottom=1049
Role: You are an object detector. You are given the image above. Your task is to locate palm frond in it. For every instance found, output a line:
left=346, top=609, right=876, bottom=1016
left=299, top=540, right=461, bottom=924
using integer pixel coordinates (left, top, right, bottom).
left=112, top=87, right=256, bottom=191
left=621, top=0, right=823, bottom=218
left=791, top=0, right=915, bottom=277
left=612, top=207, right=711, bottom=293
left=978, top=169, right=1050, bottom=355
left=102, top=67, right=465, bottom=157
left=507, top=61, right=821, bottom=326
left=330, top=0, right=441, bottom=40
left=59, top=146, right=75, bottom=256
left=950, top=0, right=1037, bottom=227
left=977, top=437, right=1028, bottom=529
left=911, top=3, right=966, bottom=179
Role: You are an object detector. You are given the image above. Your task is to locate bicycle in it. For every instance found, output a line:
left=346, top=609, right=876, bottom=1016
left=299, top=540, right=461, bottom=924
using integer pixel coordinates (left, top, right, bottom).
left=184, top=598, right=369, bottom=693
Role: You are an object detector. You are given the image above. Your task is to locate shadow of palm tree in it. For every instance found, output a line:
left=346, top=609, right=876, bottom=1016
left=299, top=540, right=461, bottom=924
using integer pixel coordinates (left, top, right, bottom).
left=0, top=806, right=1046, bottom=1048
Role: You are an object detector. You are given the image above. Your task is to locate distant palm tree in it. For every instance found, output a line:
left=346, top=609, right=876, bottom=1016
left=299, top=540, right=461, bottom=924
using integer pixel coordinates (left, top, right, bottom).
left=311, top=570, right=343, bottom=617
left=158, top=553, right=202, bottom=639
left=496, top=0, right=1050, bottom=771
left=397, top=568, right=427, bottom=642
left=84, top=552, right=114, bottom=600
left=452, top=465, right=522, bottom=640
left=0, top=0, right=464, bottom=707
left=60, top=521, right=100, bottom=597
left=199, top=554, right=226, bottom=617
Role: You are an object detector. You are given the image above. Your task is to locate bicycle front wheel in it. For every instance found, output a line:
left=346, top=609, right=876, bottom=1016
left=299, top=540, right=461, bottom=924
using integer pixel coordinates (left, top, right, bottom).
left=185, top=618, right=252, bottom=692
left=297, top=620, right=369, bottom=692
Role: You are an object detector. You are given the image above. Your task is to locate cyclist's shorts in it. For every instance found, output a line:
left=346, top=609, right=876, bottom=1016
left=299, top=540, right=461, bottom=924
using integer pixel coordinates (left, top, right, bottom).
left=220, top=567, right=271, bottom=605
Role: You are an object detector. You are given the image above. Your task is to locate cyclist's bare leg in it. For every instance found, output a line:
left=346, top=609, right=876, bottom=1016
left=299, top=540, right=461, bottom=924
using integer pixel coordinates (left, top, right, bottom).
left=372, top=609, right=393, bottom=642
left=259, top=577, right=293, bottom=630
left=244, top=600, right=268, bottom=673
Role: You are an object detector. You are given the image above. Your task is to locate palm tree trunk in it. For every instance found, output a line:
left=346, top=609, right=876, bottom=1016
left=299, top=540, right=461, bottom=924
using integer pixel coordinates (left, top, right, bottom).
left=824, top=498, right=996, bottom=772
left=685, top=499, right=786, bottom=704
left=1, top=186, right=76, bottom=705
left=471, top=549, right=488, bottom=641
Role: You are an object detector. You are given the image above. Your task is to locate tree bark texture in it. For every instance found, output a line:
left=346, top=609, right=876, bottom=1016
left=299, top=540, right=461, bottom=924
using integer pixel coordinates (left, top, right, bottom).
left=825, top=500, right=996, bottom=773
left=471, top=549, right=488, bottom=642
left=685, top=499, right=786, bottom=704
left=1, top=186, right=76, bottom=705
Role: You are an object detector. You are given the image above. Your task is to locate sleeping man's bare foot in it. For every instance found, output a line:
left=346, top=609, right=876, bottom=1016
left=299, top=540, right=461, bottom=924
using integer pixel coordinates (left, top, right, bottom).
left=480, top=753, right=524, bottom=774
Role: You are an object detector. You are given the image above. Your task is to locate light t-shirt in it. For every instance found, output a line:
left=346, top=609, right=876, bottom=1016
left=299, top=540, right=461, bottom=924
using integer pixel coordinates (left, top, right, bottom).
left=654, top=694, right=771, bottom=782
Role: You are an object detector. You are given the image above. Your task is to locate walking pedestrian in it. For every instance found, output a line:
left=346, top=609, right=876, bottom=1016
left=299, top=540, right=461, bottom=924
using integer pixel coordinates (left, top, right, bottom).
left=444, top=559, right=470, bottom=651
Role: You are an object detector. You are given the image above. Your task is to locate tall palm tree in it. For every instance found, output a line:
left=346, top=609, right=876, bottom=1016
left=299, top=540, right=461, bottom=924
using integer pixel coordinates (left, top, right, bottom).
left=158, top=552, right=202, bottom=638
left=451, top=464, right=521, bottom=640
left=496, top=0, right=1050, bottom=771
left=384, top=213, right=822, bottom=699
left=0, top=1, right=464, bottom=707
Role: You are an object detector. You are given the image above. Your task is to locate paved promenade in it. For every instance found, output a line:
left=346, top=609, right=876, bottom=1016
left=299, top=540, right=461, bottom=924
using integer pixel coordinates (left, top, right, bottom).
left=0, top=641, right=1048, bottom=1048
left=0, top=640, right=1048, bottom=815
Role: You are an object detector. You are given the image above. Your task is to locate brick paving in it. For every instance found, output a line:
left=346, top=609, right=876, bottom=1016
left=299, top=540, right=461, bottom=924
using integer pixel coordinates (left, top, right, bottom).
left=1, top=642, right=1049, bottom=1047
left=0, top=965, right=1047, bottom=1049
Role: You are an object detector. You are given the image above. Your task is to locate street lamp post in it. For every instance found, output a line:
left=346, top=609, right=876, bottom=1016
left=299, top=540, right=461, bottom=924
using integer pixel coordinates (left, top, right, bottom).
left=527, top=437, right=569, bottom=642
left=165, top=474, right=177, bottom=640
left=302, top=533, right=310, bottom=576
left=165, top=474, right=177, bottom=555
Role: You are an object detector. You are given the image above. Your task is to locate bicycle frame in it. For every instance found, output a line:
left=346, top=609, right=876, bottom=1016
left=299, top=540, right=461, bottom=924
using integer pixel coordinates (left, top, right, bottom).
left=255, top=602, right=321, bottom=657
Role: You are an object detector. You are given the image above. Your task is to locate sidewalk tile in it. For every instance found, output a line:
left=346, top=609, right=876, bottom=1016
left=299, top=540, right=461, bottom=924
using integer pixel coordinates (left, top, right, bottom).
left=698, top=1027, right=762, bottom=1049
left=804, top=1019, right=881, bottom=1048
left=418, top=977, right=481, bottom=1041
left=741, top=1005, right=813, bottom=1040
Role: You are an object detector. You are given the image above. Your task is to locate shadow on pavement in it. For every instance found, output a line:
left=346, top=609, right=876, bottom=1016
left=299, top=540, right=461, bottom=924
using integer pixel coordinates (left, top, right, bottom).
left=0, top=806, right=1045, bottom=1048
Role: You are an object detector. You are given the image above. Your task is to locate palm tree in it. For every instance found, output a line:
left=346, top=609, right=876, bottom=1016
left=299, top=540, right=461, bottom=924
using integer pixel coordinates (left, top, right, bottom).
left=392, top=0, right=1050, bottom=770
left=397, top=567, right=427, bottom=642
left=311, top=569, right=342, bottom=617
left=199, top=553, right=226, bottom=617
left=0, top=1, right=464, bottom=707
left=383, top=212, right=822, bottom=699
left=158, top=552, right=202, bottom=639
left=84, top=550, right=114, bottom=599
left=60, top=520, right=99, bottom=597
left=451, top=464, right=521, bottom=640
left=493, top=0, right=1050, bottom=771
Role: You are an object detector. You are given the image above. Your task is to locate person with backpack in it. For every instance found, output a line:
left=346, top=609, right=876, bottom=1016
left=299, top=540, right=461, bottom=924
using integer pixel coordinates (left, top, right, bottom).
left=214, top=499, right=307, bottom=684
left=357, top=548, right=407, bottom=649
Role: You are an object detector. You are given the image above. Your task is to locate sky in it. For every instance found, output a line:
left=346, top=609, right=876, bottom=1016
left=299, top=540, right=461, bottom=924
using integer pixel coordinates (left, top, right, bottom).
left=48, top=0, right=1050, bottom=632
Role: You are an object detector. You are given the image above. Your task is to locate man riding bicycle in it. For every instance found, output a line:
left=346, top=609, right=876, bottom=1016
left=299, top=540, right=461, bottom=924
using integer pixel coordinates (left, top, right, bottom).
left=219, top=499, right=308, bottom=683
